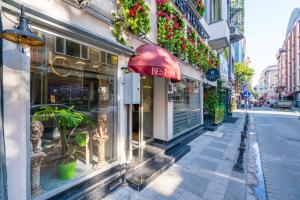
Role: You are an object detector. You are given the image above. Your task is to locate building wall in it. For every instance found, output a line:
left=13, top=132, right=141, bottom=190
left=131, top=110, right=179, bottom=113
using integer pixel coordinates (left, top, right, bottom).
left=257, top=65, right=278, bottom=99
left=277, top=10, right=300, bottom=95
left=1, top=0, right=230, bottom=199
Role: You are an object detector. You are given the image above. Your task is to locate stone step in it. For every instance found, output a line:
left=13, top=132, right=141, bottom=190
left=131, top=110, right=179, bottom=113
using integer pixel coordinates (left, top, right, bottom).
left=166, top=144, right=191, bottom=162
left=204, top=123, right=219, bottom=131
left=126, top=144, right=191, bottom=192
left=126, top=155, right=174, bottom=192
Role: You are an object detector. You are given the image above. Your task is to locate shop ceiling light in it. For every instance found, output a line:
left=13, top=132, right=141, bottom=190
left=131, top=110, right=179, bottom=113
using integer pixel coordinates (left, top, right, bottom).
left=0, top=5, right=45, bottom=48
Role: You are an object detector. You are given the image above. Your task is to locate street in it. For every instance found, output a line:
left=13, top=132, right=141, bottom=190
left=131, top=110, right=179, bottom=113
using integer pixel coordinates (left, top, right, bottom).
left=249, top=107, right=300, bottom=200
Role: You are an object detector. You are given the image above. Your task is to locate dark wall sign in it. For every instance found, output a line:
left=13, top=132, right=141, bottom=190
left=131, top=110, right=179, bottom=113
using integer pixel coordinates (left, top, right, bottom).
left=174, top=0, right=209, bottom=39
left=205, top=68, right=220, bottom=82
left=168, top=93, right=174, bottom=102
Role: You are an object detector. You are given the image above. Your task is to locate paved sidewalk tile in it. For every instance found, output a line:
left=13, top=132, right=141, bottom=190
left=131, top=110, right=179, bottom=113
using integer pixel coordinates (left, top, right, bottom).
left=103, top=112, right=246, bottom=200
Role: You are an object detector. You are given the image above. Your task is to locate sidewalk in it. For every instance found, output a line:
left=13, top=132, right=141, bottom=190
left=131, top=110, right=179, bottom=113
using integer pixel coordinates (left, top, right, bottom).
left=292, top=106, right=300, bottom=112
left=104, top=112, right=246, bottom=200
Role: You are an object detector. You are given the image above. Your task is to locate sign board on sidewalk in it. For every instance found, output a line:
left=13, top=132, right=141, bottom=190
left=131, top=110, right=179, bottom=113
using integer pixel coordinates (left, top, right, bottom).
left=243, top=91, right=251, bottom=98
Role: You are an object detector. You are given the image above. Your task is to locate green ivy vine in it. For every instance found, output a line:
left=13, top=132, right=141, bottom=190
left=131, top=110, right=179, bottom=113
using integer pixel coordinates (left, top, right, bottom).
left=112, top=12, right=129, bottom=47
left=157, top=0, right=220, bottom=72
left=120, top=0, right=151, bottom=35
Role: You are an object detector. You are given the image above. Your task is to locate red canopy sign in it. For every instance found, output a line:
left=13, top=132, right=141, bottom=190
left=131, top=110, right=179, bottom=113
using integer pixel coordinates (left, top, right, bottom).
left=128, top=44, right=181, bottom=81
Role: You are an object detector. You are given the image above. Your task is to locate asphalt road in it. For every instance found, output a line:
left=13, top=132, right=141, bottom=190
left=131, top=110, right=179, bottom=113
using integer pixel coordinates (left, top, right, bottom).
left=250, top=107, right=300, bottom=200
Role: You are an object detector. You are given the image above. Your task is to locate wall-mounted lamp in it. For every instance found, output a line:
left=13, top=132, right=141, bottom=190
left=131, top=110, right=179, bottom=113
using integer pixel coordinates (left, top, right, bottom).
left=0, top=5, right=45, bottom=48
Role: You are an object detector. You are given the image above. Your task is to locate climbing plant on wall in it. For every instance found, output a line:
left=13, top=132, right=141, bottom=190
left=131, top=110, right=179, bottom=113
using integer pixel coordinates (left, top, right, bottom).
left=120, top=0, right=151, bottom=35
left=112, top=13, right=129, bottom=47
left=157, top=1, right=186, bottom=58
left=157, top=0, right=220, bottom=72
left=112, top=0, right=151, bottom=46
left=192, top=0, right=206, bottom=17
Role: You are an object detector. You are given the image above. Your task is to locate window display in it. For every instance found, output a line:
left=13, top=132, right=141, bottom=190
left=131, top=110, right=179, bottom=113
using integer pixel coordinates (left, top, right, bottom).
left=173, top=77, right=201, bottom=135
left=30, top=31, right=118, bottom=198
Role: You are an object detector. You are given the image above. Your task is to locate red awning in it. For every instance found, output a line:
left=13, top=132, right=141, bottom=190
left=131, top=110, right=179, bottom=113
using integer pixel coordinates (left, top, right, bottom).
left=128, top=44, right=181, bottom=81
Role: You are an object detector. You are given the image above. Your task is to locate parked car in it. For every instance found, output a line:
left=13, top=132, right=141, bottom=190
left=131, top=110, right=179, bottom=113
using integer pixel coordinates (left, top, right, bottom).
left=254, top=101, right=262, bottom=107
left=274, top=101, right=292, bottom=109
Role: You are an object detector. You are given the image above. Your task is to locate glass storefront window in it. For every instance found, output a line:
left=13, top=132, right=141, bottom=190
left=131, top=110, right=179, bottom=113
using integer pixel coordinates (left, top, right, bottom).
left=30, top=31, right=118, bottom=198
left=173, top=77, right=201, bottom=135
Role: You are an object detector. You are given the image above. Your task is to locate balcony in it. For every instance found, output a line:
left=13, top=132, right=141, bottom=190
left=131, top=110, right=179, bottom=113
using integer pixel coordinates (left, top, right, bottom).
left=207, top=19, right=230, bottom=50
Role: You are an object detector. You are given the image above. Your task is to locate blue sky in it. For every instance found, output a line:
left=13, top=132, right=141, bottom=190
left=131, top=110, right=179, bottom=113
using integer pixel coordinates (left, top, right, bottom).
left=245, top=0, right=300, bottom=85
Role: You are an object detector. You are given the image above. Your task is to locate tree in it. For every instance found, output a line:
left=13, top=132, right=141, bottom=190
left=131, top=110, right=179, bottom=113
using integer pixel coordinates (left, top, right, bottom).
left=250, top=89, right=259, bottom=99
left=234, top=62, right=254, bottom=85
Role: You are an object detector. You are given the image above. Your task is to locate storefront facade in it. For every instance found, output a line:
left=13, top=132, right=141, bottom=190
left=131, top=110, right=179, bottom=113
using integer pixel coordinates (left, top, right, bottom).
left=1, top=1, right=136, bottom=199
left=0, top=0, right=223, bottom=199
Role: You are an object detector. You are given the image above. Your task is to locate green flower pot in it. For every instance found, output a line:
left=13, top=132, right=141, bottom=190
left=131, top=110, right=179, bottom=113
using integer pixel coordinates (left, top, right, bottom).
left=57, top=161, right=77, bottom=180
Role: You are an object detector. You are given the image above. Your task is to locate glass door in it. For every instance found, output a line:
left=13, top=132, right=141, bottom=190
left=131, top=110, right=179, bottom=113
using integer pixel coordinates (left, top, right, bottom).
left=142, top=76, right=153, bottom=143
left=132, top=76, right=153, bottom=146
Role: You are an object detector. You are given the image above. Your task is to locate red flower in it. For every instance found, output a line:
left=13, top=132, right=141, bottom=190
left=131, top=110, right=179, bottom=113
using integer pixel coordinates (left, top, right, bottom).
left=156, top=0, right=168, bottom=5
left=181, top=43, right=186, bottom=50
left=139, top=6, right=145, bottom=12
left=166, top=15, right=170, bottom=21
left=133, top=3, right=139, bottom=10
left=129, top=9, right=136, bottom=17
left=173, top=22, right=179, bottom=29
left=156, top=11, right=163, bottom=16
left=166, top=34, right=173, bottom=39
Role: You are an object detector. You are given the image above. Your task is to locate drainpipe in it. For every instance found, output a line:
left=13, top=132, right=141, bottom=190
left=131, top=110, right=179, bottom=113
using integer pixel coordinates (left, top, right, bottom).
left=0, top=0, right=8, bottom=199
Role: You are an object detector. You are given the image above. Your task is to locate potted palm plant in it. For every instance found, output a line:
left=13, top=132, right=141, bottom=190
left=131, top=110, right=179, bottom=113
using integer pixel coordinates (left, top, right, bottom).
left=32, top=106, right=93, bottom=180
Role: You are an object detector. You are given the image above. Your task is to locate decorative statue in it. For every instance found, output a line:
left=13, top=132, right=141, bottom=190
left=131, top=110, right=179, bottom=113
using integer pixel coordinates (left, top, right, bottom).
left=30, top=121, right=46, bottom=196
left=31, top=121, right=44, bottom=153
left=93, top=114, right=109, bottom=166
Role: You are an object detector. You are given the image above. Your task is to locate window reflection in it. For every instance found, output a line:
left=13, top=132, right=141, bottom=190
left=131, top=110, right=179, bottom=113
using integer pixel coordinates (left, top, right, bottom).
left=30, top=32, right=118, bottom=196
left=173, top=77, right=201, bottom=135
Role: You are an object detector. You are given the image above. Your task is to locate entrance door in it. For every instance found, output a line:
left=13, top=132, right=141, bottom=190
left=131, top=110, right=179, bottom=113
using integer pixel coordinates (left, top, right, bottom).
left=132, top=76, right=153, bottom=146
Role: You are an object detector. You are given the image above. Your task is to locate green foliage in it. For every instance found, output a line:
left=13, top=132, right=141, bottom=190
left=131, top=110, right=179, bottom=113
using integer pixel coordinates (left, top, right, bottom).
left=234, top=62, right=254, bottom=84
left=120, top=0, right=151, bottom=35
left=157, top=2, right=186, bottom=57
left=204, top=81, right=225, bottom=121
left=33, top=106, right=93, bottom=164
left=250, top=89, right=259, bottom=99
left=112, top=13, right=129, bottom=47
left=224, top=47, right=229, bottom=61
left=214, top=104, right=225, bottom=123
left=112, top=0, right=151, bottom=46
left=204, top=89, right=219, bottom=115
left=157, top=1, right=220, bottom=71
left=192, top=0, right=205, bottom=17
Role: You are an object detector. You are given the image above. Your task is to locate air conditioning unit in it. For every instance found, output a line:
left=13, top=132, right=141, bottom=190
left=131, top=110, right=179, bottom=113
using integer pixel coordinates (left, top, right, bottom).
left=230, top=26, right=244, bottom=43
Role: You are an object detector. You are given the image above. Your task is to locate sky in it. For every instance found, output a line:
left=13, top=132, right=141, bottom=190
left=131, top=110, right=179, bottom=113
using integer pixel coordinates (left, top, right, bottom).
left=244, top=0, right=300, bottom=86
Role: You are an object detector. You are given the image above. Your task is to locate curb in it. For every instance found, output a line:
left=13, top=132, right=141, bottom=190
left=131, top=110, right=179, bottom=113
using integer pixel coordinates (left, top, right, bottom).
left=246, top=114, right=268, bottom=200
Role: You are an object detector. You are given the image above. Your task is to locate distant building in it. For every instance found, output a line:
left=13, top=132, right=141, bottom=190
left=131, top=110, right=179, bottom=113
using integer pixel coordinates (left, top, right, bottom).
left=277, top=8, right=300, bottom=107
left=257, top=65, right=278, bottom=99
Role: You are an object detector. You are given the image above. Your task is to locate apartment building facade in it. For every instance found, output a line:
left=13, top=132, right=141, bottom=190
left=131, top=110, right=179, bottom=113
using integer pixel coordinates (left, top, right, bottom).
left=277, top=8, right=300, bottom=107
left=257, top=65, right=278, bottom=99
